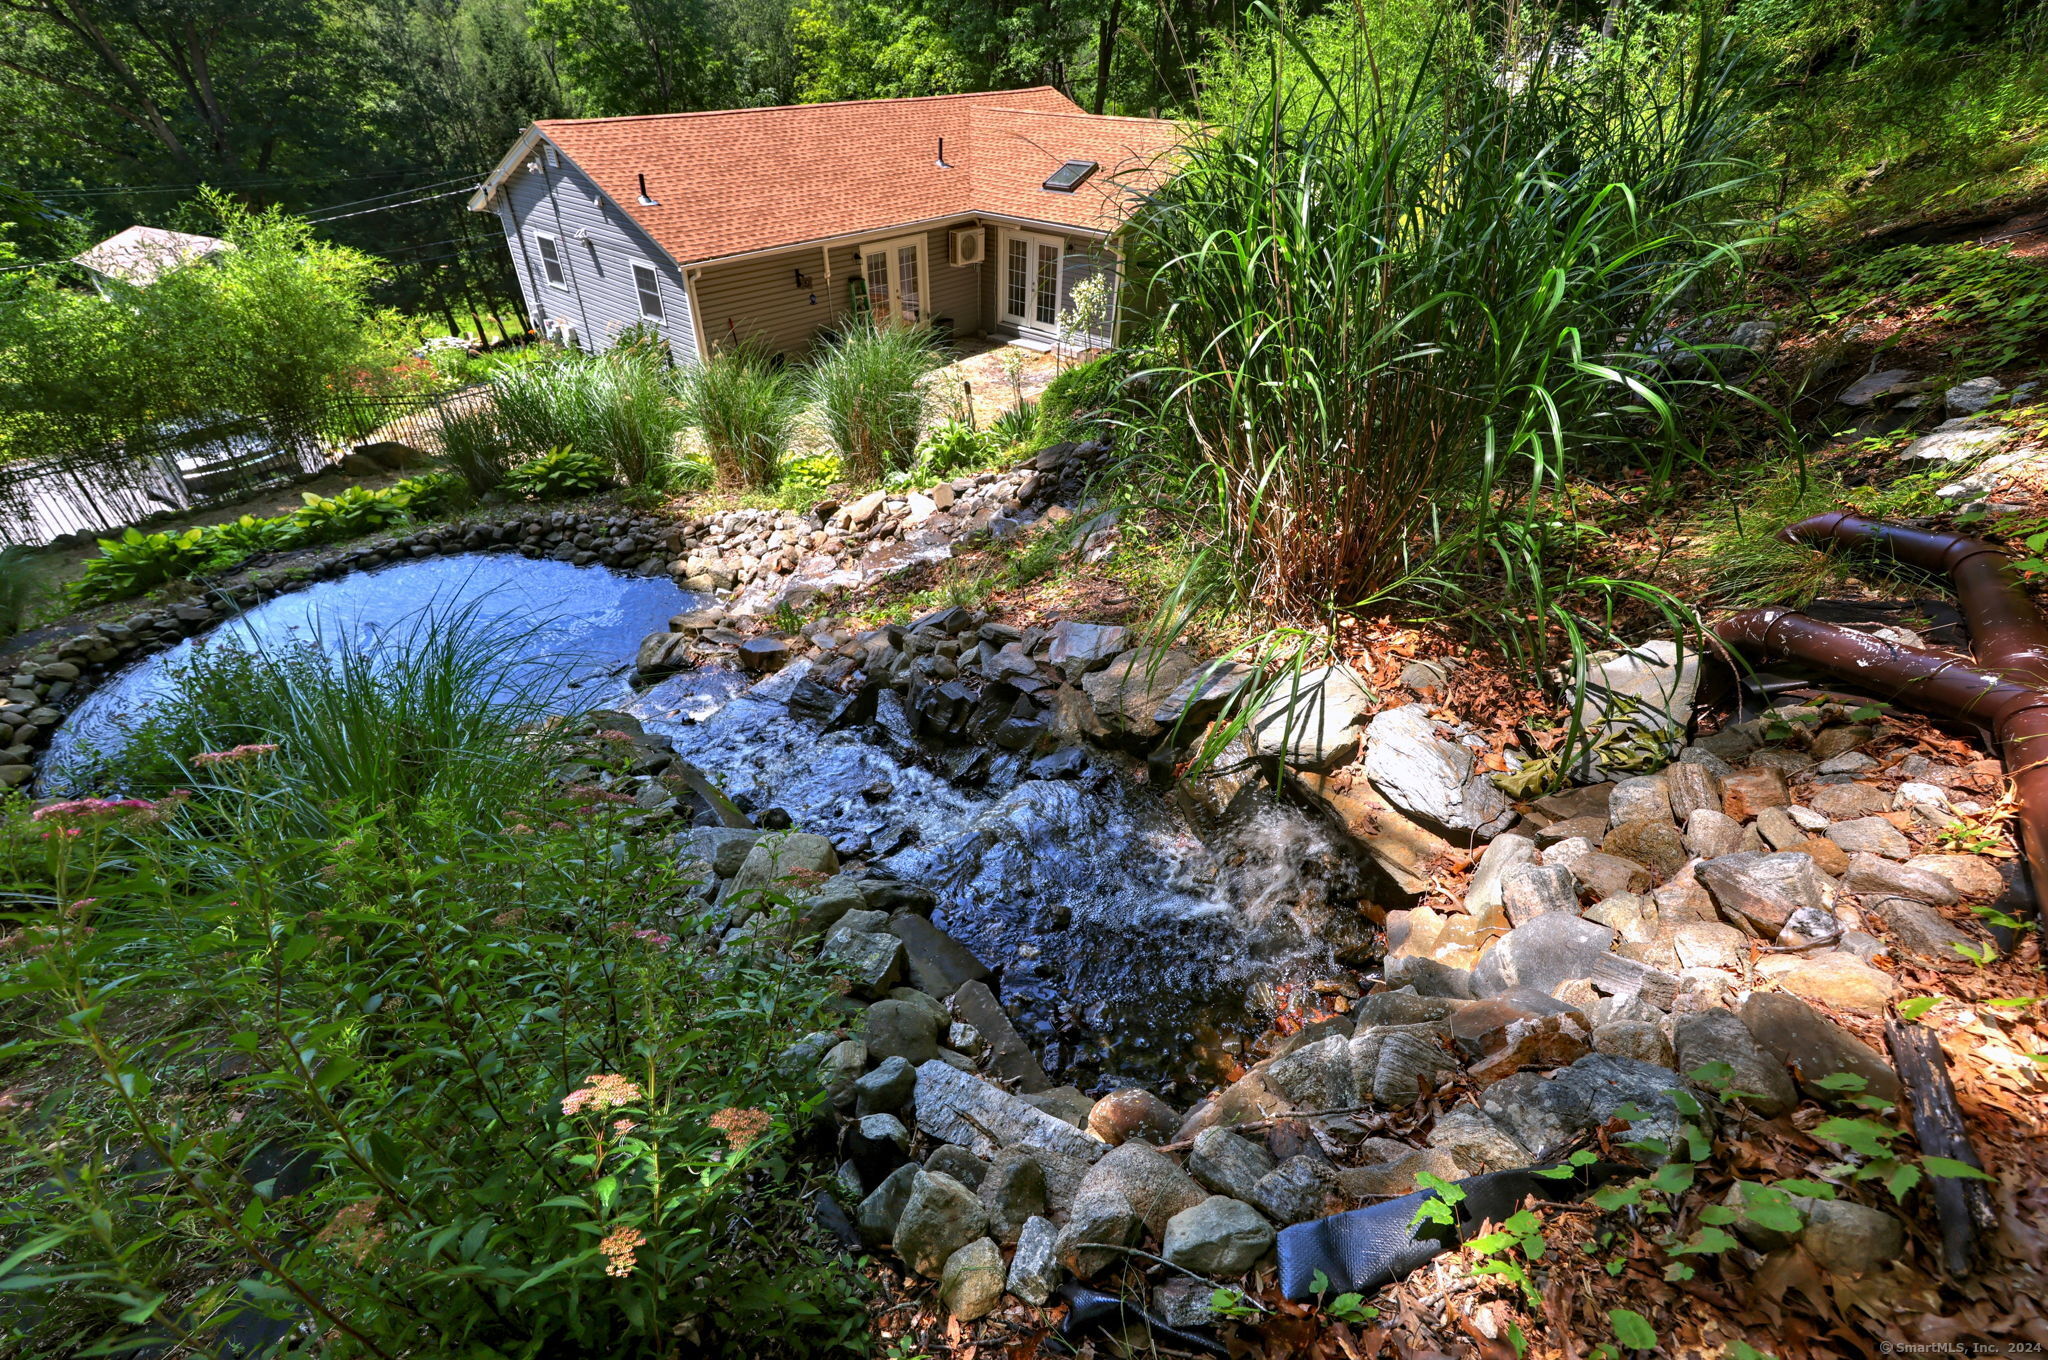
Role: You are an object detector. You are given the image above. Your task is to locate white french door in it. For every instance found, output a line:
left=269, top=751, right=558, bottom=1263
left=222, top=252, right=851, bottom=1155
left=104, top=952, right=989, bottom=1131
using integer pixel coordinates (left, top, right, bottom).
left=861, top=235, right=928, bottom=325
left=999, top=229, right=1065, bottom=339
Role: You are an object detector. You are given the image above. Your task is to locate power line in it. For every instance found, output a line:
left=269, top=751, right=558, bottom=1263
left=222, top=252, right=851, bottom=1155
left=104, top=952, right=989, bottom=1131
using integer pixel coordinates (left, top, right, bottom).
left=306, top=186, right=479, bottom=223
left=24, top=167, right=458, bottom=198
left=302, top=173, right=486, bottom=216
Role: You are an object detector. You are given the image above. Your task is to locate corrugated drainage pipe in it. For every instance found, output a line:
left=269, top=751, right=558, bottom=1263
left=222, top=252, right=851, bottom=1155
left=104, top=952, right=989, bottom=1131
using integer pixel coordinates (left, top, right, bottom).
left=1717, top=512, right=2048, bottom=905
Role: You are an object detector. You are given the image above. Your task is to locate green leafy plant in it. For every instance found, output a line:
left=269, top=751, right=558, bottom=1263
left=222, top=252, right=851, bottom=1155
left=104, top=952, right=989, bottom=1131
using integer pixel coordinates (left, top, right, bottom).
left=988, top=399, right=1040, bottom=448
left=1821, top=242, right=2048, bottom=369
left=503, top=445, right=614, bottom=501
left=802, top=316, right=941, bottom=485
left=771, top=454, right=844, bottom=509
left=679, top=340, right=798, bottom=491
left=914, top=418, right=1002, bottom=479
left=433, top=398, right=516, bottom=496
left=1304, top=1269, right=1380, bottom=1324
left=68, top=525, right=224, bottom=603
left=492, top=348, right=690, bottom=490
left=290, top=483, right=419, bottom=543
left=1, top=614, right=866, bottom=1356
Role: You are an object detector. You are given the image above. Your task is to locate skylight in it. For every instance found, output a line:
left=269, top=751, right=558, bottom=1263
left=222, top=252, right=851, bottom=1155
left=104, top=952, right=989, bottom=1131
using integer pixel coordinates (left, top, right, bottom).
left=1043, top=160, right=1098, bottom=192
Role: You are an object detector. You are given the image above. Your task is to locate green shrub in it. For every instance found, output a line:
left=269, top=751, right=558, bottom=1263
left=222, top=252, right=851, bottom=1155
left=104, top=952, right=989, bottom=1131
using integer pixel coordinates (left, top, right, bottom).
left=802, top=317, right=942, bottom=485
left=1, top=625, right=864, bottom=1356
left=1038, top=355, right=1123, bottom=434
left=205, top=512, right=304, bottom=558
left=914, top=418, right=1003, bottom=478
left=679, top=341, right=798, bottom=490
left=1127, top=10, right=1758, bottom=666
left=290, top=483, right=420, bottom=544
left=68, top=525, right=225, bottom=603
left=1820, top=243, right=2048, bottom=369
left=772, top=454, right=845, bottom=508
left=503, top=445, right=613, bottom=500
left=67, top=476, right=457, bottom=605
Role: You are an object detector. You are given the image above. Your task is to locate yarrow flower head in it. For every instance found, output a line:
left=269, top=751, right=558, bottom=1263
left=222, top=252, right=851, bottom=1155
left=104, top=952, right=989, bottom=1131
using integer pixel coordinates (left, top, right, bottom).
left=562, top=1073, right=642, bottom=1118
left=191, top=743, right=280, bottom=767
left=31, top=798, right=158, bottom=825
left=707, top=1107, right=771, bottom=1152
left=600, top=1224, right=647, bottom=1278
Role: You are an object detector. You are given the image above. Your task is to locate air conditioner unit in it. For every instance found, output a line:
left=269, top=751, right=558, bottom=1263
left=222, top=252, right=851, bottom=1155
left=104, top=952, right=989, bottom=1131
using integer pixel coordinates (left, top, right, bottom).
left=949, top=225, right=986, bottom=266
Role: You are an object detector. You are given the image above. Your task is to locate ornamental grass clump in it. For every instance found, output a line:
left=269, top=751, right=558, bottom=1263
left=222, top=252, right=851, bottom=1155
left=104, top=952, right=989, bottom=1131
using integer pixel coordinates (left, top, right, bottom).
left=803, top=317, right=943, bottom=485
left=679, top=339, right=798, bottom=490
left=1129, top=11, right=1762, bottom=640
left=0, top=612, right=863, bottom=1357
left=492, top=347, right=690, bottom=490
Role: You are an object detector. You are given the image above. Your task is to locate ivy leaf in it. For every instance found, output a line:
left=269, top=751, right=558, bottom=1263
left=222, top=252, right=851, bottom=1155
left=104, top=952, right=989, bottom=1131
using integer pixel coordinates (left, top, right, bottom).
left=1922, top=1156, right=1997, bottom=1182
left=1813, top=1116, right=1897, bottom=1158
left=1775, top=1178, right=1837, bottom=1199
left=1898, top=996, right=1944, bottom=1022
left=1609, top=1307, right=1659, bottom=1350
left=1886, top=1162, right=1923, bottom=1201
left=1812, top=1071, right=1868, bottom=1092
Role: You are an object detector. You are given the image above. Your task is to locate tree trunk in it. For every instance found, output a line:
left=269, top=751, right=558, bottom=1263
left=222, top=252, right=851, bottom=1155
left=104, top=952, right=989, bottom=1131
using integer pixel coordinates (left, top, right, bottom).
left=1092, top=0, right=1124, bottom=115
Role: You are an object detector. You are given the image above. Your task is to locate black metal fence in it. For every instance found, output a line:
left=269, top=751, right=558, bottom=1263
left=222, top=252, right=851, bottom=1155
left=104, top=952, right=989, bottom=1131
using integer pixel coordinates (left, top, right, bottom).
left=0, top=386, right=484, bottom=549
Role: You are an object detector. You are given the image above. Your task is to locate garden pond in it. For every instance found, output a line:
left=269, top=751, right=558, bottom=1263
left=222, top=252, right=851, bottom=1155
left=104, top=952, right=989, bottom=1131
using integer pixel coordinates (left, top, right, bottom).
left=41, top=554, right=1373, bottom=1096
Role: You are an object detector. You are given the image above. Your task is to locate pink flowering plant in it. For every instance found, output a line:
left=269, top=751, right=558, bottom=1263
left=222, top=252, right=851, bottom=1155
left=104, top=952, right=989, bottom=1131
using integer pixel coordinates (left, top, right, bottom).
left=0, top=628, right=865, bottom=1357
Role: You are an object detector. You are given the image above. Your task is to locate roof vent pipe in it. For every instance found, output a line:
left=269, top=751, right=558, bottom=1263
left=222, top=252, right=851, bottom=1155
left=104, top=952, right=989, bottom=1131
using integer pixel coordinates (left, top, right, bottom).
left=637, top=173, right=659, bottom=206
left=936, top=137, right=950, bottom=169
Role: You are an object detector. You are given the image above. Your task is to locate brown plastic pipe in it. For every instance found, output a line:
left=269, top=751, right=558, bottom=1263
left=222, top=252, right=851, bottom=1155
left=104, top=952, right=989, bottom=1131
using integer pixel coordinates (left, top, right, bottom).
left=1779, top=512, right=2048, bottom=687
left=1717, top=516, right=2048, bottom=907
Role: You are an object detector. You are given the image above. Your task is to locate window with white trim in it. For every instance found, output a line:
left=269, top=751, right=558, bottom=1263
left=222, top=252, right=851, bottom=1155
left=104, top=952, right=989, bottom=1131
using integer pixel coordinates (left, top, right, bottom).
left=632, top=262, right=664, bottom=321
left=535, top=233, right=566, bottom=288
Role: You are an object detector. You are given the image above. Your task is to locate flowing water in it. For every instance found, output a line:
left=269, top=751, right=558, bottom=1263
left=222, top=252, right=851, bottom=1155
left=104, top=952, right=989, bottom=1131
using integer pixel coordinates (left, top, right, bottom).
left=43, top=556, right=1374, bottom=1097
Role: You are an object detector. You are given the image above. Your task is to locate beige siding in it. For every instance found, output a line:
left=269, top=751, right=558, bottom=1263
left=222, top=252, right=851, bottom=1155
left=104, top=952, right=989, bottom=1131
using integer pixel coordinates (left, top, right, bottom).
left=691, top=221, right=991, bottom=361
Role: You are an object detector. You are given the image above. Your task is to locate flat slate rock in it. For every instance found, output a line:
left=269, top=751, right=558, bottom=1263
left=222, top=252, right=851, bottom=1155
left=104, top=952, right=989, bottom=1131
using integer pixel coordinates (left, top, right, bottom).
left=888, top=913, right=992, bottom=998
left=950, top=979, right=1053, bottom=1092
left=912, top=1060, right=1101, bottom=1174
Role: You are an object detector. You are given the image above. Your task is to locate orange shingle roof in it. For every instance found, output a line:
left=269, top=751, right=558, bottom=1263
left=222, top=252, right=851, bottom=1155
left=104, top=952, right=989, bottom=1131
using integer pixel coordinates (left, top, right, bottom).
left=505, top=88, right=1181, bottom=266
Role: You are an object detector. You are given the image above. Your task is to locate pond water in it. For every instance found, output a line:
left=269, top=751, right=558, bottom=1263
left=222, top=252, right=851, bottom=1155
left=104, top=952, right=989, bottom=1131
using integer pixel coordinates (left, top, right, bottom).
left=44, top=555, right=1371, bottom=1097
left=40, top=554, right=699, bottom=784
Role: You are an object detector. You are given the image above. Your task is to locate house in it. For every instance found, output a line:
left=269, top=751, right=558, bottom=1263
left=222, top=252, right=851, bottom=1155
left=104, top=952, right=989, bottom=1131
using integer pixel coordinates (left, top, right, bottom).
left=466, top=88, right=1181, bottom=364
left=72, top=226, right=233, bottom=296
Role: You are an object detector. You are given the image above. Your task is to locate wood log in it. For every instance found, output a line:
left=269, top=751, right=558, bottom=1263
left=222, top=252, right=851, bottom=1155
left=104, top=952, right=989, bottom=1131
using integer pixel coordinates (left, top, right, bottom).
left=1884, top=1019, right=1997, bottom=1275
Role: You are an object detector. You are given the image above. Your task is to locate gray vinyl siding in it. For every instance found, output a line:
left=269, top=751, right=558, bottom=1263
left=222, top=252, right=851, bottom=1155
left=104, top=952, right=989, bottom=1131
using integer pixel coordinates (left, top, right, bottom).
left=492, top=148, right=697, bottom=365
left=692, top=221, right=988, bottom=361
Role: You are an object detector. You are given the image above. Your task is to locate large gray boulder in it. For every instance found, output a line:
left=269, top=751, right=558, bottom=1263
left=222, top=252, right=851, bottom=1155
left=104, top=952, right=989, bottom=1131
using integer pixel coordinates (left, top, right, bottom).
left=1073, top=1140, right=1204, bottom=1236
left=1695, top=851, right=1827, bottom=936
left=725, top=831, right=839, bottom=903
left=1055, top=1185, right=1138, bottom=1278
left=1188, top=1126, right=1276, bottom=1203
left=1363, top=704, right=1515, bottom=840
left=1162, top=1196, right=1275, bottom=1277
left=1738, top=992, right=1900, bottom=1105
left=1250, top=664, right=1374, bottom=772
left=892, top=1170, right=988, bottom=1277
left=911, top=1061, right=1100, bottom=1202
left=939, top=1238, right=1006, bottom=1320
left=856, top=1162, right=919, bottom=1246
left=1481, top=1055, right=1682, bottom=1162
left=979, top=1148, right=1048, bottom=1245
left=863, top=998, right=941, bottom=1065
left=1672, top=1009, right=1796, bottom=1116
left=1573, top=640, right=1702, bottom=763
left=1471, top=913, right=1619, bottom=999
